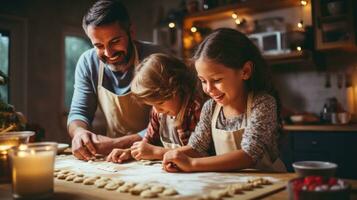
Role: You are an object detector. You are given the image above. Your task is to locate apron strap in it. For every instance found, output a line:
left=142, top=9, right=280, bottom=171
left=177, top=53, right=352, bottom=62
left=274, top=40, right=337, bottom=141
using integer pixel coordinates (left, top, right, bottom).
left=211, top=104, right=221, bottom=131
left=98, top=61, right=105, bottom=87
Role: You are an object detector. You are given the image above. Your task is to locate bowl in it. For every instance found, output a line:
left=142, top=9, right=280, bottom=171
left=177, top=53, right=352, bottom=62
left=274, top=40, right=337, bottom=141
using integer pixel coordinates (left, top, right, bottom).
left=287, top=176, right=350, bottom=200
left=0, top=131, right=34, bottom=183
left=57, top=143, right=69, bottom=154
left=293, top=161, right=337, bottom=177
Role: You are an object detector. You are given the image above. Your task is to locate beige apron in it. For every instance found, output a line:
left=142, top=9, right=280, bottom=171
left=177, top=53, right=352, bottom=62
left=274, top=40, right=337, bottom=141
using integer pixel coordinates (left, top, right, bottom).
left=159, top=115, right=182, bottom=149
left=211, top=93, right=286, bottom=172
left=97, top=45, right=151, bottom=138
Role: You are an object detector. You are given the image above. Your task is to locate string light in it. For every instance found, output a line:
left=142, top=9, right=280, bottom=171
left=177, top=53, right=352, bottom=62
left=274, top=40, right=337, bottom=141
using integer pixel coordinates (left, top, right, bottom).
left=235, top=19, right=242, bottom=25
left=190, top=26, right=197, bottom=33
left=168, top=22, right=175, bottom=28
left=296, top=46, right=302, bottom=51
left=231, top=12, right=238, bottom=19
left=297, top=20, right=304, bottom=28
left=300, top=0, right=307, bottom=6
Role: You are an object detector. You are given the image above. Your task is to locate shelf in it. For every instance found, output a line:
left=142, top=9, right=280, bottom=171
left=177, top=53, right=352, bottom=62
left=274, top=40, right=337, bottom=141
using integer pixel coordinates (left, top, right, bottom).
left=184, top=0, right=301, bottom=28
left=265, top=50, right=312, bottom=65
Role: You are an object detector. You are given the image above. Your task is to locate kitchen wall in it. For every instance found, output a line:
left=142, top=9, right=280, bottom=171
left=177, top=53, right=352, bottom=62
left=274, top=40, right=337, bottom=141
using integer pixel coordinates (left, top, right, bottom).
left=273, top=52, right=357, bottom=115
left=0, top=0, right=96, bottom=142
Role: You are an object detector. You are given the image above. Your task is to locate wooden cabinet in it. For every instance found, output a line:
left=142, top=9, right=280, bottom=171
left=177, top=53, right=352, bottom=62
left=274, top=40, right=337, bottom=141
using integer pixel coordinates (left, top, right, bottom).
left=282, top=131, right=357, bottom=179
left=313, top=0, right=357, bottom=50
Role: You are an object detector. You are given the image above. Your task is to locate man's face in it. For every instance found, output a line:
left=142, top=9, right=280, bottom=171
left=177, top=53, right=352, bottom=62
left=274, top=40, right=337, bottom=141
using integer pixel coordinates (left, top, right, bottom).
left=86, top=22, right=133, bottom=71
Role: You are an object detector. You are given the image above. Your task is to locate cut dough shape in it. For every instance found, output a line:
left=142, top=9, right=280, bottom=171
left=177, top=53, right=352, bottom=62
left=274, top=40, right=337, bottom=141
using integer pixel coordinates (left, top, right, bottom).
left=227, top=184, right=243, bottom=194
left=140, top=190, right=158, bottom=198
left=105, top=182, right=120, bottom=190
left=95, top=180, right=108, bottom=188
left=65, top=175, right=76, bottom=181
left=54, top=169, right=61, bottom=172
left=57, top=174, right=68, bottom=180
left=162, top=188, right=178, bottom=196
left=76, top=173, right=84, bottom=177
left=99, top=177, right=111, bottom=182
left=123, top=182, right=136, bottom=188
left=83, top=177, right=97, bottom=185
left=53, top=173, right=58, bottom=178
left=130, top=184, right=150, bottom=195
left=150, top=185, right=165, bottom=193
left=115, top=179, right=125, bottom=186
left=117, top=185, right=131, bottom=193
left=73, top=177, right=84, bottom=183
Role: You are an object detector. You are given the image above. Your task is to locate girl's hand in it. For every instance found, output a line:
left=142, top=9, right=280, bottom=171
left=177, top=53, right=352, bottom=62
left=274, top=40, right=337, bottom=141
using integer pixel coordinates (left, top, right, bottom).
left=106, top=148, right=132, bottom=163
left=131, top=141, right=163, bottom=160
left=162, top=150, right=194, bottom=172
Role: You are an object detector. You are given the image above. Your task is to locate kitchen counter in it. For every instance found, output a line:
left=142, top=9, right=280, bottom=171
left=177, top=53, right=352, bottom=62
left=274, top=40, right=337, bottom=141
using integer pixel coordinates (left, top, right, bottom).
left=283, top=124, right=357, bottom=132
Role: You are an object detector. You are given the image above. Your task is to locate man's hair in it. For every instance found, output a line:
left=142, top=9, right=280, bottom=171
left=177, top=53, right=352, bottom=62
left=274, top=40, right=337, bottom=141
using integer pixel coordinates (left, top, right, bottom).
left=82, top=0, right=131, bottom=33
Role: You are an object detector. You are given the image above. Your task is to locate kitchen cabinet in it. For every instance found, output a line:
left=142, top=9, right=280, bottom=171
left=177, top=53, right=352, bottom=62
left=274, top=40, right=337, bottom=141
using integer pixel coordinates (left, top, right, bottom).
left=282, top=130, right=357, bottom=179
left=313, top=0, right=357, bottom=50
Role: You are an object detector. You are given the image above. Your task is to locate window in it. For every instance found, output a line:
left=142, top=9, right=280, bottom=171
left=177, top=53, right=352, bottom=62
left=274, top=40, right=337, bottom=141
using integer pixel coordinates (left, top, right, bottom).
left=0, top=31, right=10, bottom=103
left=64, top=36, right=91, bottom=109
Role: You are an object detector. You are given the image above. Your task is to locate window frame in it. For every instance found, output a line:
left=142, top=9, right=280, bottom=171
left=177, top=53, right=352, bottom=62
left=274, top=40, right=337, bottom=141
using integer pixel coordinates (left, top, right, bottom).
left=61, top=26, right=91, bottom=114
left=0, top=15, right=28, bottom=115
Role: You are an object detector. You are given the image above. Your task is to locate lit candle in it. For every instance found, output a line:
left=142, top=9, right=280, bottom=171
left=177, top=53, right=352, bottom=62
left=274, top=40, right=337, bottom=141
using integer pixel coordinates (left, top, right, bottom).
left=9, top=142, right=57, bottom=199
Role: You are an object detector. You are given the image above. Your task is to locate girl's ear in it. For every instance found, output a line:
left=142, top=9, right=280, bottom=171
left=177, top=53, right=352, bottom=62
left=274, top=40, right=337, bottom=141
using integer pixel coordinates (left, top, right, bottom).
left=241, top=61, right=253, bottom=80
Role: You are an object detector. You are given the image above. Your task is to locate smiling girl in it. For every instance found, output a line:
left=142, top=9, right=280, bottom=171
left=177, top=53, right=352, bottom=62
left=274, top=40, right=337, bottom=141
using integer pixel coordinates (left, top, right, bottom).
left=162, top=28, right=286, bottom=172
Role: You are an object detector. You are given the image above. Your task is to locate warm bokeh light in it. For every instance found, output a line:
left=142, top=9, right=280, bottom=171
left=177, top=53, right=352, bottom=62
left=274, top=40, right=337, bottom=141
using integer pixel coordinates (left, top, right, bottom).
left=300, top=0, right=307, bottom=6
left=168, top=22, right=175, bottom=28
left=296, top=46, right=302, bottom=51
left=231, top=12, right=238, bottom=19
left=235, top=19, right=241, bottom=25
left=190, top=26, right=197, bottom=33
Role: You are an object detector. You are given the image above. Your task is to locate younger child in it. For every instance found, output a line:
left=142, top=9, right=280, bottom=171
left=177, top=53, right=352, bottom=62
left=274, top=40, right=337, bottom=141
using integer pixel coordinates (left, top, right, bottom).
left=106, top=53, right=203, bottom=163
left=162, top=28, right=287, bottom=172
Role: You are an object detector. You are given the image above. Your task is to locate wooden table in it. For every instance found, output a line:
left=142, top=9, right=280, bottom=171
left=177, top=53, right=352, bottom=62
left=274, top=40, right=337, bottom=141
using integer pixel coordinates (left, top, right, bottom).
left=2, top=154, right=357, bottom=200
left=1, top=173, right=357, bottom=200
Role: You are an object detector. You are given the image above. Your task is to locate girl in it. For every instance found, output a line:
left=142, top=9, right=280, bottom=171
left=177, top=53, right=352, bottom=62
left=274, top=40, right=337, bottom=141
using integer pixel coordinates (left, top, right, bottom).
left=106, top=53, right=204, bottom=163
left=162, top=28, right=287, bottom=172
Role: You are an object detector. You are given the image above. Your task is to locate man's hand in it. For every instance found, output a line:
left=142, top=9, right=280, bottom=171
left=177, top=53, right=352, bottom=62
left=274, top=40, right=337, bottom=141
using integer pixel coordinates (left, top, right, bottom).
left=71, top=129, right=114, bottom=160
left=130, top=141, right=165, bottom=160
left=106, top=148, right=132, bottom=163
left=71, top=129, right=97, bottom=160
left=162, top=150, right=194, bottom=172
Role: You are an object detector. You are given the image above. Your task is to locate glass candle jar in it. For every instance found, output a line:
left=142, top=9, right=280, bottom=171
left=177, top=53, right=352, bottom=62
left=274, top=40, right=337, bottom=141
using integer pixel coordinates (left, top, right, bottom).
left=0, top=131, right=34, bottom=183
left=9, top=142, right=57, bottom=200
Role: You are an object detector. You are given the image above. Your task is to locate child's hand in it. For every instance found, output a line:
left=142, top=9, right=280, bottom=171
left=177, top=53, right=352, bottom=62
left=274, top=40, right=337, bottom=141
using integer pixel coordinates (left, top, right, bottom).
left=162, top=150, right=193, bottom=172
left=177, top=128, right=189, bottom=146
left=131, top=141, right=160, bottom=160
left=106, top=148, right=132, bottom=163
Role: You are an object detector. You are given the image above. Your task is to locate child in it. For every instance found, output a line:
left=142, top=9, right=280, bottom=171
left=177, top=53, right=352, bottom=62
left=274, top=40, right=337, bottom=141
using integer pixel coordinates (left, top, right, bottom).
left=106, top=53, right=203, bottom=163
left=162, top=28, right=287, bottom=172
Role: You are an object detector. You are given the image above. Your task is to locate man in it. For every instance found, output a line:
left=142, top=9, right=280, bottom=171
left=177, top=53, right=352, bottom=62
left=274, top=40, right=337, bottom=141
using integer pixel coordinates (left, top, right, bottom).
left=68, top=0, right=166, bottom=160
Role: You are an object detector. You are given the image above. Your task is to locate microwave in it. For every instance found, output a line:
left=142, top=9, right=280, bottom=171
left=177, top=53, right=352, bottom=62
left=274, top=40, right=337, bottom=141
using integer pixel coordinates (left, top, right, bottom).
left=248, top=31, right=290, bottom=55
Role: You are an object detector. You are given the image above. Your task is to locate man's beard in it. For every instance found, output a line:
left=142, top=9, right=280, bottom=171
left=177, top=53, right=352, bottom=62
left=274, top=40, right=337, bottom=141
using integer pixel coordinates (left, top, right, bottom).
left=102, top=40, right=134, bottom=72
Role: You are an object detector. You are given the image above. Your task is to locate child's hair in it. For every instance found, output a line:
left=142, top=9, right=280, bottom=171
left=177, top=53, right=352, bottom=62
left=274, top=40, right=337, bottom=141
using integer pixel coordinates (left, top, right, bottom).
left=192, top=28, right=282, bottom=124
left=131, top=53, right=199, bottom=127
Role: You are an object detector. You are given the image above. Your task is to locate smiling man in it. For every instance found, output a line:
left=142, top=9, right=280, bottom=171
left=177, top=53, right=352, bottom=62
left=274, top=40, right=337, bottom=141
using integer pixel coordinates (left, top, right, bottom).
left=67, top=0, right=167, bottom=160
